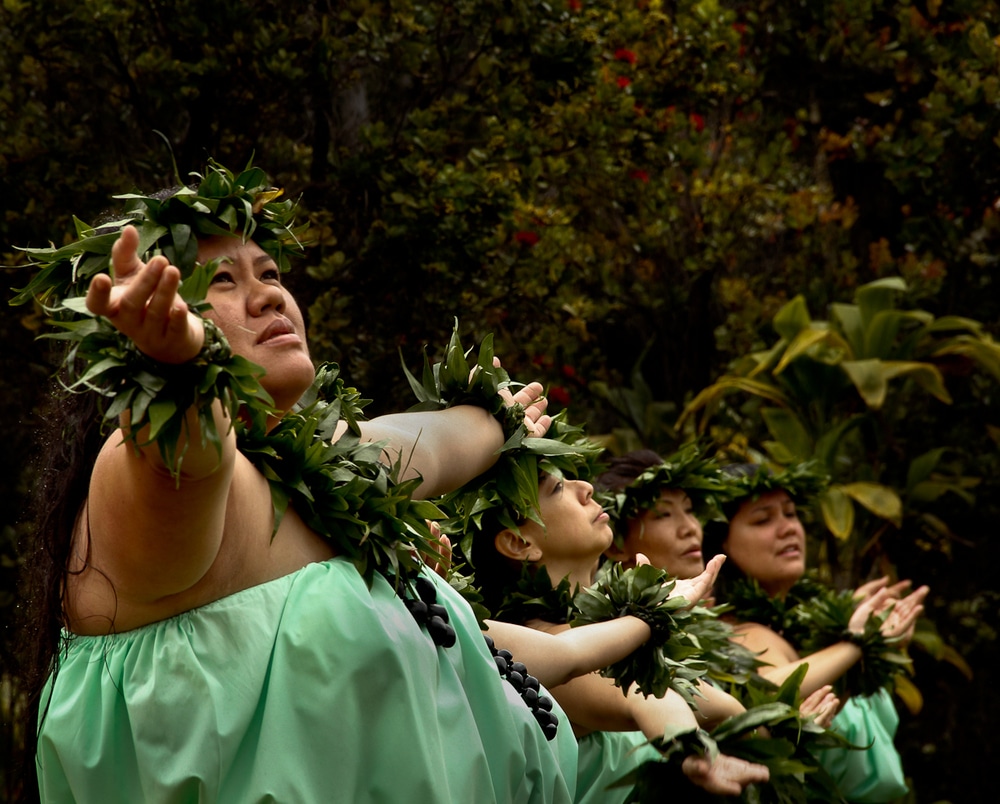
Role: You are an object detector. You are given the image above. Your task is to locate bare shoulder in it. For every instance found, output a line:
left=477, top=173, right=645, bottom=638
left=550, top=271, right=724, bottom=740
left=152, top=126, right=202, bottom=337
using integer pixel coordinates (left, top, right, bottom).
left=729, top=621, right=800, bottom=664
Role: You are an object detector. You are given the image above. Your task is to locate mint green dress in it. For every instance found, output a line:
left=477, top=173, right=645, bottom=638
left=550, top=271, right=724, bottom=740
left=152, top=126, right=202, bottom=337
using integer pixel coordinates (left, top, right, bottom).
left=574, top=731, right=660, bottom=804
left=816, top=690, right=909, bottom=803
left=36, top=560, right=578, bottom=803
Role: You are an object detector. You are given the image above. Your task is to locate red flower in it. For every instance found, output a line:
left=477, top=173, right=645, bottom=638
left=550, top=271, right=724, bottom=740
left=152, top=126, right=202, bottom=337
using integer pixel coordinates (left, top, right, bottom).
left=548, top=386, right=571, bottom=407
left=513, top=230, right=540, bottom=246
left=568, top=0, right=582, bottom=9
left=614, top=48, right=637, bottom=65
left=689, top=112, right=705, bottom=132
left=616, top=75, right=632, bottom=88
left=629, top=169, right=650, bottom=183
left=561, top=364, right=577, bottom=379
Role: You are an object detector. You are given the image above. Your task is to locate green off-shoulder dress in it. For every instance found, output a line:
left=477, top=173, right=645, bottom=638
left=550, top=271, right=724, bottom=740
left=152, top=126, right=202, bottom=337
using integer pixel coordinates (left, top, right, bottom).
left=36, top=560, right=578, bottom=803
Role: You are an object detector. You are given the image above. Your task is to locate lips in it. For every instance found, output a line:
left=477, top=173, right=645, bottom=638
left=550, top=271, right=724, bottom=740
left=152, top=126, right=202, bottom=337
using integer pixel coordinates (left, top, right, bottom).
left=257, top=317, right=296, bottom=344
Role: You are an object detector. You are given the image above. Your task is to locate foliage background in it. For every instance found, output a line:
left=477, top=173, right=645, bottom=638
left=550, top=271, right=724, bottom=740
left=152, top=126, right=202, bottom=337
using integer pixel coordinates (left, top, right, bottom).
left=2, top=0, right=998, bottom=801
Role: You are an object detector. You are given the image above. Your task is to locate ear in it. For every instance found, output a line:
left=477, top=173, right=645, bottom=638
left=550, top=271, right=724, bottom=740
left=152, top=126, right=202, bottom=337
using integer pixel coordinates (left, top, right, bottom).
left=494, top=528, right=543, bottom=563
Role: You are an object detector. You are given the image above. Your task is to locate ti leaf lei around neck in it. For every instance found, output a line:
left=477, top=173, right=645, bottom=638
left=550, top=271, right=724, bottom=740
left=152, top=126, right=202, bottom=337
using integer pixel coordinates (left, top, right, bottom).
left=10, top=159, right=471, bottom=618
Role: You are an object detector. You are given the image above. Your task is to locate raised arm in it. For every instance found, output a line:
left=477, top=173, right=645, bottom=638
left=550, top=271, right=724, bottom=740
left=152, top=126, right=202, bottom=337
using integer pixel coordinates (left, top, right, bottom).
left=80, top=227, right=236, bottom=606
left=338, top=381, right=551, bottom=499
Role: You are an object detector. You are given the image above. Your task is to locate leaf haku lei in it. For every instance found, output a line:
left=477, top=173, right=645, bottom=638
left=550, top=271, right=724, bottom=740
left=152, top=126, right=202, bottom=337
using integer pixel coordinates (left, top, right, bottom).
left=10, top=159, right=307, bottom=480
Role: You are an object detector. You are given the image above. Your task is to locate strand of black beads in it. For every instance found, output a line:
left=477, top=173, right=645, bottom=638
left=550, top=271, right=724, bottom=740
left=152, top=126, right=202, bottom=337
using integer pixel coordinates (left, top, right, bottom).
left=483, top=634, right=559, bottom=741
left=401, top=575, right=457, bottom=649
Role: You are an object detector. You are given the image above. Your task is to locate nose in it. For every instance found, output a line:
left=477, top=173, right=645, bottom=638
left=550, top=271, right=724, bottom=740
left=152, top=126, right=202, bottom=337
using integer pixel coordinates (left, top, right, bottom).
left=574, top=480, right=594, bottom=502
left=678, top=512, right=702, bottom=540
left=249, top=279, right=285, bottom=315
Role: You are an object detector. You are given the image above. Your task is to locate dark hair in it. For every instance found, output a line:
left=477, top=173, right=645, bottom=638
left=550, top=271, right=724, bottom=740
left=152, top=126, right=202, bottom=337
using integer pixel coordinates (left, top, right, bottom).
left=16, top=382, right=107, bottom=803
left=592, top=449, right=664, bottom=494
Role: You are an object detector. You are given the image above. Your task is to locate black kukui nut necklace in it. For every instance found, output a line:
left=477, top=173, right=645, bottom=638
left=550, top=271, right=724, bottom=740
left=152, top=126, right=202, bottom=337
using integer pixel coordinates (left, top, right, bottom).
left=483, top=634, right=559, bottom=741
left=402, top=575, right=457, bottom=648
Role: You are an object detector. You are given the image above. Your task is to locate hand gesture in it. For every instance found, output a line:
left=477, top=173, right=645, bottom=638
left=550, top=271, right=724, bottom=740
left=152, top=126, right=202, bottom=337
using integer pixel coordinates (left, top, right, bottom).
left=86, top=225, right=204, bottom=363
left=424, top=520, right=453, bottom=580
left=682, top=752, right=769, bottom=796
left=494, top=356, right=552, bottom=438
left=669, top=554, right=725, bottom=608
left=847, top=584, right=928, bottom=644
left=799, top=685, right=840, bottom=729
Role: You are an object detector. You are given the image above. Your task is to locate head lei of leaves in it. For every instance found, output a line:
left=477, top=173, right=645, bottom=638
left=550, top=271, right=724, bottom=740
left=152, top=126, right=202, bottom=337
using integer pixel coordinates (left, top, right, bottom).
left=602, top=444, right=729, bottom=550
left=10, top=159, right=309, bottom=477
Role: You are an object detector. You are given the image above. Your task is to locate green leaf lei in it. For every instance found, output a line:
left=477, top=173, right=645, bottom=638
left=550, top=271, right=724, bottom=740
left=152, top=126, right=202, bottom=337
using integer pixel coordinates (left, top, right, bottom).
left=402, top=319, right=527, bottom=449
left=572, top=562, right=710, bottom=703
left=718, top=461, right=831, bottom=511
left=619, top=666, right=857, bottom=804
left=10, top=159, right=307, bottom=480
left=12, top=158, right=447, bottom=591
left=236, top=363, right=445, bottom=588
left=602, top=444, right=729, bottom=549
left=726, top=576, right=913, bottom=698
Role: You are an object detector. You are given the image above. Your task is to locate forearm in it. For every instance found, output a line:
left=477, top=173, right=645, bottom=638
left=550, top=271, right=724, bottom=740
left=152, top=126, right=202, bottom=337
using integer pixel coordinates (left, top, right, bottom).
left=689, top=681, right=746, bottom=728
left=627, top=687, right=700, bottom=741
left=360, top=406, right=504, bottom=498
left=756, top=643, right=862, bottom=696
left=485, top=617, right=652, bottom=689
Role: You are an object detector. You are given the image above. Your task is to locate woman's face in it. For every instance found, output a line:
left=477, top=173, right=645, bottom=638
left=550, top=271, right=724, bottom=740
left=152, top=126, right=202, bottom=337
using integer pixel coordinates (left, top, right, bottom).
left=623, top=489, right=704, bottom=579
left=199, top=235, right=314, bottom=412
left=723, top=489, right=806, bottom=596
left=519, top=475, right=614, bottom=583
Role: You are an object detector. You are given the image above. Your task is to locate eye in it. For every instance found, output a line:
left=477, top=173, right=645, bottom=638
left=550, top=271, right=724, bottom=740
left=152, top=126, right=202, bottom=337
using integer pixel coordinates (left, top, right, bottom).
left=551, top=480, right=564, bottom=495
left=260, top=267, right=281, bottom=282
left=210, top=270, right=234, bottom=285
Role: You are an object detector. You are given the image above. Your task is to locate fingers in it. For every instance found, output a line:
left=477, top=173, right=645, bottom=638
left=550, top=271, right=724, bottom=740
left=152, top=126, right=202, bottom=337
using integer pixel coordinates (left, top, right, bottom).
left=683, top=754, right=769, bottom=795
left=853, top=576, right=889, bottom=600
left=110, top=224, right=144, bottom=282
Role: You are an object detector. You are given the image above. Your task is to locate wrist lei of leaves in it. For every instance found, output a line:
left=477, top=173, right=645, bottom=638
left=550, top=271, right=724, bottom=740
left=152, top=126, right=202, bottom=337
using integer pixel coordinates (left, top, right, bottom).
left=726, top=576, right=910, bottom=697
left=403, top=319, right=526, bottom=449
left=571, top=562, right=709, bottom=703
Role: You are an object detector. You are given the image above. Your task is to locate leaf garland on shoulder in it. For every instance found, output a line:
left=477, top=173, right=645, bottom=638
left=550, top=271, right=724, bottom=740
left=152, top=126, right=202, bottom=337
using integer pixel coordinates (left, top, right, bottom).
left=236, top=362, right=444, bottom=588
left=572, top=562, right=709, bottom=703
left=9, top=159, right=307, bottom=481
left=618, top=666, right=857, bottom=804
left=726, top=576, right=913, bottom=698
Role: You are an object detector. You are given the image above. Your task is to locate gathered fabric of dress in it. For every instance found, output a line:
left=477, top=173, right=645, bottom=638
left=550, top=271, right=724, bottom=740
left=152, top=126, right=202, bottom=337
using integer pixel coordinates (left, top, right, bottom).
left=36, top=560, right=578, bottom=804
left=573, top=730, right=661, bottom=804
left=815, top=689, right=909, bottom=803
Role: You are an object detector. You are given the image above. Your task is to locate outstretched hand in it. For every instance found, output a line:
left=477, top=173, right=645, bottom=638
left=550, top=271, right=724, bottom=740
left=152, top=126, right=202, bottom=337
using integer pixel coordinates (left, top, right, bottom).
left=669, top=554, right=725, bottom=608
left=86, top=225, right=204, bottom=363
left=847, top=583, right=928, bottom=643
left=799, top=685, right=840, bottom=729
left=682, top=752, right=769, bottom=796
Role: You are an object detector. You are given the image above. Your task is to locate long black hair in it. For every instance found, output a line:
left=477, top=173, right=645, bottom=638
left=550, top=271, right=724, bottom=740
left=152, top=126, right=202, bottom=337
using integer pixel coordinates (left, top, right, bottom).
left=16, top=380, right=107, bottom=803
